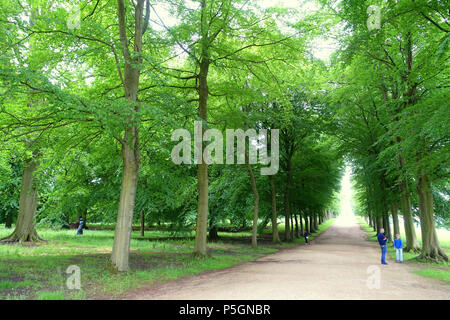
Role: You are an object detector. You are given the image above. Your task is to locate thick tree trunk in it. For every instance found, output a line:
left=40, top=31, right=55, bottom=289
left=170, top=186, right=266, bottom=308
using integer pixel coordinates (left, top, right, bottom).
left=416, top=173, right=448, bottom=262
left=140, top=210, right=145, bottom=237
left=111, top=0, right=145, bottom=271
left=391, top=203, right=400, bottom=237
left=399, top=182, right=420, bottom=252
left=111, top=144, right=139, bottom=271
left=269, top=176, right=280, bottom=243
left=1, top=158, right=42, bottom=243
left=194, top=53, right=210, bottom=256
left=304, top=215, right=309, bottom=233
left=376, top=215, right=382, bottom=233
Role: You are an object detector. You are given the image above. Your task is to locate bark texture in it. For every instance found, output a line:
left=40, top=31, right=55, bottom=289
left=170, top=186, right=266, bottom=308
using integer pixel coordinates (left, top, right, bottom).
left=416, top=173, right=448, bottom=262
left=1, top=158, right=43, bottom=243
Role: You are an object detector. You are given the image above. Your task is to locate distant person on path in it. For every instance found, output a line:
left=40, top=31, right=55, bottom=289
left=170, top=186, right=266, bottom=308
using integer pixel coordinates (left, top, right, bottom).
left=394, top=234, right=403, bottom=263
left=377, top=228, right=387, bottom=265
left=304, top=231, right=309, bottom=245
left=76, top=216, right=84, bottom=236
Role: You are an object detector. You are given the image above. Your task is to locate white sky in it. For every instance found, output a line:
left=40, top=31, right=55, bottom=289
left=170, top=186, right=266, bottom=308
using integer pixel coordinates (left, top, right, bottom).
left=150, top=0, right=338, bottom=62
left=337, top=166, right=356, bottom=225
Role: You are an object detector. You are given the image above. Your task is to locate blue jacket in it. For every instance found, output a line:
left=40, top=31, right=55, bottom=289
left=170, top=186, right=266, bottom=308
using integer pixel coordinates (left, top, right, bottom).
left=377, top=233, right=387, bottom=246
left=394, top=238, right=403, bottom=249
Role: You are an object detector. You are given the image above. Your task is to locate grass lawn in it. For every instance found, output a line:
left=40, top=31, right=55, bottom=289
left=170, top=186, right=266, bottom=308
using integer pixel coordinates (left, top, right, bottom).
left=356, top=217, right=450, bottom=283
left=0, top=218, right=335, bottom=300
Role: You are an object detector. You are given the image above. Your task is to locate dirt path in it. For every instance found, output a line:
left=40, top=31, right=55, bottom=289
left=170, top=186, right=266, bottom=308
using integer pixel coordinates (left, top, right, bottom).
left=127, top=215, right=450, bottom=300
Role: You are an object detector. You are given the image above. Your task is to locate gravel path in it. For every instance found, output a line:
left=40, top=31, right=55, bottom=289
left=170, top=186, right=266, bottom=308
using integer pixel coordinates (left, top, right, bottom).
left=128, top=215, right=450, bottom=300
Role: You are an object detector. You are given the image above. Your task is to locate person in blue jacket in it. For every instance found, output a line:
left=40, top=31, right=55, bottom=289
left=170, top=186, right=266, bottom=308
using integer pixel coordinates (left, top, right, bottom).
left=377, top=228, right=388, bottom=265
left=304, top=231, right=309, bottom=245
left=394, top=234, right=403, bottom=263
left=76, top=216, right=84, bottom=236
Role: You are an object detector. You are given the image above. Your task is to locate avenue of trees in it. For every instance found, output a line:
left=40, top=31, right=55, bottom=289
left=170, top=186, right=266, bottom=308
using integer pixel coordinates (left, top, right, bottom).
left=323, top=0, right=449, bottom=262
left=0, top=0, right=448, bottom=270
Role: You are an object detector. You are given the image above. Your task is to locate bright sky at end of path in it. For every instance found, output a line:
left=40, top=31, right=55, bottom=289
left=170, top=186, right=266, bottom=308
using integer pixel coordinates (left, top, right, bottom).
left=337, top=166, right=356, bottom=226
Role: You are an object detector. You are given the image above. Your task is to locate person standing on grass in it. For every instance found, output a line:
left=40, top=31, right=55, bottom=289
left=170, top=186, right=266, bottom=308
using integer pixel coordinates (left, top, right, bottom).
left=377, top=228, right=388, bottom=265
left=304, top=231, right=309, bottom=245
left=394, top=234, right=403, bottom=263
left=76, top=216, right=84, bottom=236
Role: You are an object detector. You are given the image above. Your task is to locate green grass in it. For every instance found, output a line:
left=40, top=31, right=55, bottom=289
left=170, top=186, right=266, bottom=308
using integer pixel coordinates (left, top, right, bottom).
left=356, top=217, right=450, bottom=283
left=412, top=269, right=450, bottom=282
left=36, top=290, right=66, bottom=300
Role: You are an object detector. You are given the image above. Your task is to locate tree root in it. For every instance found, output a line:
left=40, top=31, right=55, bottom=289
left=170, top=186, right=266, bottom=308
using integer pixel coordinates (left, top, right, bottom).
left=404, top=246, right=421, bottom=253
left=0, top=230, right=45, bottom=244
left=417, top=250, right=449, bottom=263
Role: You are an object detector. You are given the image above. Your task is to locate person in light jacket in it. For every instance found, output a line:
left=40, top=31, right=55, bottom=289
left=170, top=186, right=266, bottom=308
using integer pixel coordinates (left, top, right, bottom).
left=394, top=234, right=403, bottom=263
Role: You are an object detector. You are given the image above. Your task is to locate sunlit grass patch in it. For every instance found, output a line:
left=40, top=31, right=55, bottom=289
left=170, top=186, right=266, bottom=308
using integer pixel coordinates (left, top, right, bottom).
left=413, top=269, right=450, bottom=282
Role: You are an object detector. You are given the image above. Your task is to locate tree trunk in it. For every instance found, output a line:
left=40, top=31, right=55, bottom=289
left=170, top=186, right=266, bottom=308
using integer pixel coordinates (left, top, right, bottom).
left=111, top=144, right=139, bottom=271
left=5, top=211, right=12, bottom=228
left=110, top=0, right=145, bottom=271
left=193, top=45, right=210, bottom=256
left=140, top=210, right=145, bottom=237
left=294, top=213, right=299, bottom=238
left=284, top=153, right=293, bottom=241
left=208, top=217, right=219, bottom=241
left=82, top=208, right=88, bottom=229
left=246, top=158, right=259, bottom=248
left=299, top=213, right=304, bottom=236
left=399, top=182, right=420, bottom=251
left=309, top=214, right=315, bottom=233
left=269, top=176, right=280, bottom=243
left=416, top=173, right=448, bottom=262
left=304, top=215, right=309, bottom=233
left=383, top=211, right=392, bottom=242
left=1, top=158, right=42, bottom=243
left=290, top=212, right=295, bottom=239
left=391, top=203, right=400, bottom=237
left=376, top=215, right=382, bottom=233
left=314, top=213, right=318, bottom=230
